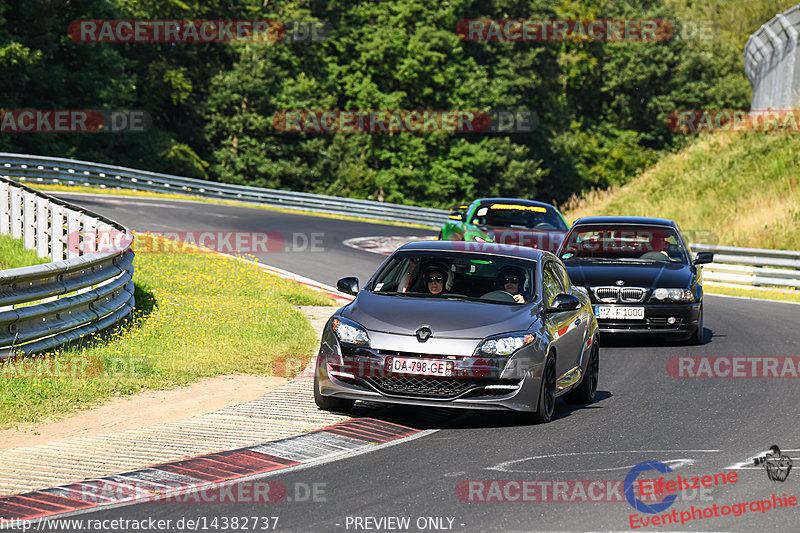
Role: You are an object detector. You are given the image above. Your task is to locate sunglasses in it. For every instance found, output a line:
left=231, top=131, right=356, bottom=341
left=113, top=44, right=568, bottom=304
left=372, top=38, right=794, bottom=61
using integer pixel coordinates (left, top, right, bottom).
left=503, top=277, right=519, bottom=284
left=426, top=275, right=444, bottom=283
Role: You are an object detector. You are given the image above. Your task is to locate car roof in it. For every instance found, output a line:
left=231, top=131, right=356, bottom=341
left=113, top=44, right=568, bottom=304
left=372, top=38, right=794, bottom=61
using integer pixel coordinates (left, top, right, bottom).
left=472, top=197, right=559, bottom=210
left=570, top=215, right=678, bottom=227
left=396, top=240, right=550, bottom=261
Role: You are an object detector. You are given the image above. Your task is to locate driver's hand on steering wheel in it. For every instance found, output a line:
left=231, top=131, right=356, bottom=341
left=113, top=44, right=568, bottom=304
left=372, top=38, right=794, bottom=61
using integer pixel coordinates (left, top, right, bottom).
left=512, top=294, right=525, bottom=304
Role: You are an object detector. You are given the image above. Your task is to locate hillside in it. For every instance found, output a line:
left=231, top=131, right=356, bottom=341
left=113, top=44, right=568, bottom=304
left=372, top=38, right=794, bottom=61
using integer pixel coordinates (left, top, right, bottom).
left=562, top=132, right=800, bottom=250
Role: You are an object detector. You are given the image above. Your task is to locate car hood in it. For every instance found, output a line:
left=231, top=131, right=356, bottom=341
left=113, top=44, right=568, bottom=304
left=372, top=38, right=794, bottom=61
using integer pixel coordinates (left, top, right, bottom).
left=564, top=260, right=694, bottom=288
left=341, top=290, right=538, bottom=339
left=480, top=226, right=566, bottom=252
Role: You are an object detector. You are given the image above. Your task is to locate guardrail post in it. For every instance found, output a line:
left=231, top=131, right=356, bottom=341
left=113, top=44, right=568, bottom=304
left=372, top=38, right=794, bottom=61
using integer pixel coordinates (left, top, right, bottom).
left=82, top=214, right=99, bottom=253
left=0, top=180, right=9, bottom=234
left=10, top=185, right=22, bottom=238
left=66, top=210, right=81, bottom=259
left=51, top=204, right=66, bottom=261
left=22, top=191, right=36, bottom=250
left=36, top=197, right=51, bottom=258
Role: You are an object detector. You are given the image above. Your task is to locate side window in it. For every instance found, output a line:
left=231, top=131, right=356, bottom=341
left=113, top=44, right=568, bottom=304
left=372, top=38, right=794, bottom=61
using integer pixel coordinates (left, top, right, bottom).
left=542, top=262, right=564, bottom=306
left=553, top=262, right=570, bottom=292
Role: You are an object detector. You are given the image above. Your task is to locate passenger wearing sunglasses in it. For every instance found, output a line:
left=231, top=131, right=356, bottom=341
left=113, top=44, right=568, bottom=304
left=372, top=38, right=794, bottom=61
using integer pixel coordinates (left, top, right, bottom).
left=498, top=266, right=526, bottom=304
left=424, top=265, right=451, bottom=295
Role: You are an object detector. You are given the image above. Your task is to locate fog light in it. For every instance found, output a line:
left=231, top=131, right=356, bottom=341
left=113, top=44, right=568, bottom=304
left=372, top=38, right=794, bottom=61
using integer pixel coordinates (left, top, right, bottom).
left=667, top=316, right=677, bottom=325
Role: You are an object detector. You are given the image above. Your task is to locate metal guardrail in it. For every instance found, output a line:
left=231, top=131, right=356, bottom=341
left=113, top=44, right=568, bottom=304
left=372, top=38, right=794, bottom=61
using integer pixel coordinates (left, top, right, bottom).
left=0, top=176, right=135, bottom=359
left=743, top=5, right=800, bottom=110
left=0, top=152, right=449, bottom=228
left=691, top=243, right=800, bottom=291
left=2, top=152, right=798, bottom=293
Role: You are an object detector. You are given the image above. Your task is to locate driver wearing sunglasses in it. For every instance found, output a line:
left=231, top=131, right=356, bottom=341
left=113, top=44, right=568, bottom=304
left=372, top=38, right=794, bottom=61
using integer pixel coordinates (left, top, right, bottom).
left=499, top=266, right=526, bottom=304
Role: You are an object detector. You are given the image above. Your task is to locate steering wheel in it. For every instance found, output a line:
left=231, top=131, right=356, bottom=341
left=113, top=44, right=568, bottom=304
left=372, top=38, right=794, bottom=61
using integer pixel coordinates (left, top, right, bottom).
left=534, top=222, right=558, bottom=230
left=480, top=290, right=517, bottom=303
left=639, top=251, right=670, bottom=261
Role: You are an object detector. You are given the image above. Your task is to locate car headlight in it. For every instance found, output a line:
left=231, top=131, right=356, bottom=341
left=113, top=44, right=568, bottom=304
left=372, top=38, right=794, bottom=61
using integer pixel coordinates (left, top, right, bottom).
left=475, top=333, right=535, bottom=356
left=331, top=317, right=370, bottom=345
left=652, top=288, right=695, bottom=302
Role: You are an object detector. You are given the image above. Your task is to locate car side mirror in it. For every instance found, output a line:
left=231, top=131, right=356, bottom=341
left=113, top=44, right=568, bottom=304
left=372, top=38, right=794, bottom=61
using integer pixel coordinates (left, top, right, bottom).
left=336, top=277, right=359, bottom=296
left=544, top=293, right=580, bottom=313
left=448, top=206, right=465, bottom=222
left=693, top=252, right=713, bottom=265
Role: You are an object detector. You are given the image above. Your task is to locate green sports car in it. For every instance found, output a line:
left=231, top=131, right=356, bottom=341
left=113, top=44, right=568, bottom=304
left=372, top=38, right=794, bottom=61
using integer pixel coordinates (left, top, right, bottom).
left=439, top=197, right=569, bottom=252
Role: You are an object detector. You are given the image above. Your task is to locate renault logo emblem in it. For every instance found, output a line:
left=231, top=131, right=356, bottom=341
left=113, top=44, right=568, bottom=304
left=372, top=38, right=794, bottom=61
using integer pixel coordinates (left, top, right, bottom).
left=416, top=326, right=432, bottom=342
left=616, top=280, right=625, bottom=286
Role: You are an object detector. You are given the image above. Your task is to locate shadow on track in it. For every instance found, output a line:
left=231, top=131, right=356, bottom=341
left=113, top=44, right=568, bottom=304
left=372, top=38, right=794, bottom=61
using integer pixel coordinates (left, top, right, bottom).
left=346, top=390, right=613, bottom=431
left=598, top=327, right=719, bottom=348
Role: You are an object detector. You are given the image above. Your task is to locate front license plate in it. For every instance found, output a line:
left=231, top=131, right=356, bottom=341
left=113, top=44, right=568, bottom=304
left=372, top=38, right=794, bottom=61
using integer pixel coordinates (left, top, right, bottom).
left=594, top=306, right=644, bottom=320
left=389, top=357, right=455, bottom=377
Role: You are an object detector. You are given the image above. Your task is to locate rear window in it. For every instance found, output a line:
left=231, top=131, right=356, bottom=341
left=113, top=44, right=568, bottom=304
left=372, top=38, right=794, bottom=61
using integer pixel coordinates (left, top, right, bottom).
left=471, top=203, right=567, bottom=231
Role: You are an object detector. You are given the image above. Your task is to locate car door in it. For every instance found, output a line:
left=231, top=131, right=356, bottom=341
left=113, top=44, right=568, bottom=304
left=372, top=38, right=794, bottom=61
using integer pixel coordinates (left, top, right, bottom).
left=554, top=259, right=591, bottom=367
left=542, top=260, right=583, bottom=380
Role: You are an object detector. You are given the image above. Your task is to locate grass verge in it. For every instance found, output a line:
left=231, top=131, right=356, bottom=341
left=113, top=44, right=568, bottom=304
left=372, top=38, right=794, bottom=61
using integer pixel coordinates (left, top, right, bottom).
left=0, top=235, right=50, bottom=270
left=562, top=132, right=800, bottom=250
left=24, top=182, right=434, bottom=230
left=705, top=285, right=800, bottom=304
left=0, top=234, right=336, bottom=428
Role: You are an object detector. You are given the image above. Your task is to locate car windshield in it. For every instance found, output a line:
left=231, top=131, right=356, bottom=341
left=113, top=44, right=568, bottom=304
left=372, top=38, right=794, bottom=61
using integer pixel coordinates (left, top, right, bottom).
left=371, top=252, right=537, bottom=304
left=470, top=203, right=567, bottom=231
left=560, top=225, right=689, bottom=263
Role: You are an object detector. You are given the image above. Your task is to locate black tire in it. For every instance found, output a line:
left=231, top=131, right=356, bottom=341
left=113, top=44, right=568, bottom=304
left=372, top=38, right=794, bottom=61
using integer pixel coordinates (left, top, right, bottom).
left=530, top=355, right=557, bottom=424
left=687, top=304, right=704, bottom=345
left=313, top=374, right=355, bottom=413
left=564, top=342, right=599, bottom=404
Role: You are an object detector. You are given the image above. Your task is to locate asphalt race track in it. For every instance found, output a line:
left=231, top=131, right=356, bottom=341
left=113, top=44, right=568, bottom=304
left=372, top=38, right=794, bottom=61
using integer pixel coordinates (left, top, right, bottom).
left=41, top=194, right=800, bottom=532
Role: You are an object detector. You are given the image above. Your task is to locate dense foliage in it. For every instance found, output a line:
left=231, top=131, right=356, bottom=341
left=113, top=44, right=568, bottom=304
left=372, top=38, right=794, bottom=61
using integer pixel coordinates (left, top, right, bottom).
left=0, top=0, right=794, bottom=207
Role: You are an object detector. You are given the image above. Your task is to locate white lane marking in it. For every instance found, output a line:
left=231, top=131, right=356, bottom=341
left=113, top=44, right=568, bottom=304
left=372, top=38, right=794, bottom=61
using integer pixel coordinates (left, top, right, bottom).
left=217, top=251, right=353, bottom=302
left=487, top=450, right=721, bottom=473
left=726, top=449, right=800, bottom=469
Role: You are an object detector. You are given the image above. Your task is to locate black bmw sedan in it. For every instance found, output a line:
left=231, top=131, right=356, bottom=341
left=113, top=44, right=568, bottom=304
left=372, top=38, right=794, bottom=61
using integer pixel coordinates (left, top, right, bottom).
left=557, top=216, right=713, bottom=344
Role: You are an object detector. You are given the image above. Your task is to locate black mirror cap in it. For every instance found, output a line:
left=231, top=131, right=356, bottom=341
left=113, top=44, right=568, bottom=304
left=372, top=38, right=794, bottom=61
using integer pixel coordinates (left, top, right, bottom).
left=336, top=277, right=359, bottom=296
left=448, top=206, right=465, bottom=221
left=544, top=293, right=581, bottom=313
left=693, top=251, right=714, bottom=265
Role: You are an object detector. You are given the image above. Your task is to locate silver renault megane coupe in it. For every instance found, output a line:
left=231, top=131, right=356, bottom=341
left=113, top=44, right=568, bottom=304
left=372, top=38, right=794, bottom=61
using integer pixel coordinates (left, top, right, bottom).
left=314, top=241, right=600, bottom=423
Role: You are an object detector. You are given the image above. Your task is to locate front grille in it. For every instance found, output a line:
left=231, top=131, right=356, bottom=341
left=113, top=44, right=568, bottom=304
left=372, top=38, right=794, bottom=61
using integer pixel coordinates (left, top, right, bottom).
left=367, top=376, right=474, bottom=398
left=594, top=287, right=617, bottom=301
left=621, top=288, right=645, bottom=302
left=364, top=377, right=521, bottom=399
left=592, top=286, right=647, bottom=303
